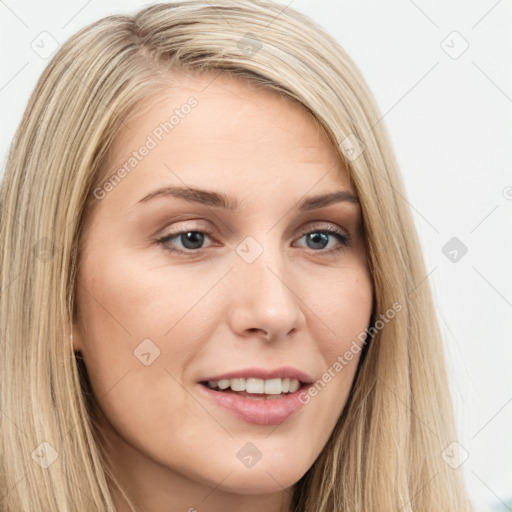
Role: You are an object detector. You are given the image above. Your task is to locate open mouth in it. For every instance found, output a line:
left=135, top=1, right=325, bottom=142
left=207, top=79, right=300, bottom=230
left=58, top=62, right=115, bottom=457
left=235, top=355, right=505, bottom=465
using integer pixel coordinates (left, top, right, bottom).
left=199, top=378, right=310, bottom=399
left=197, top=376, right=313, bottom=424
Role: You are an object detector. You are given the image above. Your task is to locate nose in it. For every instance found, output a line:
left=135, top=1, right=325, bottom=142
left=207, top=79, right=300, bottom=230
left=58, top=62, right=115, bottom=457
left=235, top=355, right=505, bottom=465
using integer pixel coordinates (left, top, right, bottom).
left=227, top=242, right=306, bottom=342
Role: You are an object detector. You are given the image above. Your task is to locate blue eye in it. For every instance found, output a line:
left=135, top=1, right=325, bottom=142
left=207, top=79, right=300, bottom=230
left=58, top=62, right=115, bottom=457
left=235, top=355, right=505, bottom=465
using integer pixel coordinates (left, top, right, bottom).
left=296, top=229, right=351, bottom=252
left=158, top=231, right=212, bottom=252
left=157, top=225, right=351, bottom=255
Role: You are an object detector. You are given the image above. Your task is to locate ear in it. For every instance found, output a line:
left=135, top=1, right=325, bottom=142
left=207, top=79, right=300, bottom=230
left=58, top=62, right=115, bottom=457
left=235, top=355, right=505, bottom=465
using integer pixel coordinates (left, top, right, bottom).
left=64, top=319, right=83, bottom=353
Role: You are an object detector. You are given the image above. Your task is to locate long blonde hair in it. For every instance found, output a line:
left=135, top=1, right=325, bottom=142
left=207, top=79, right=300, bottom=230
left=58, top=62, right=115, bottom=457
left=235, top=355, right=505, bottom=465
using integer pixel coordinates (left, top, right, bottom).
left=0, top=1, right=472, bottom=510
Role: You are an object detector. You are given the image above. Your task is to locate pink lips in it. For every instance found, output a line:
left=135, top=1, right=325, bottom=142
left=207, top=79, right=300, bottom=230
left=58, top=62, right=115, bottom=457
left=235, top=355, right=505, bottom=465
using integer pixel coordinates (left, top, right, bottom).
left=197, top=381, right=311, bottom=425
left=196, top=366, right=314, bottom=425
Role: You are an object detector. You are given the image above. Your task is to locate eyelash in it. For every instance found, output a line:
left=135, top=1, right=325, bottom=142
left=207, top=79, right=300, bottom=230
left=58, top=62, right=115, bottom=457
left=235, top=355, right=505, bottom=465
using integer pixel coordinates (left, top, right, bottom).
left=156, top=223, right=352, bottom=256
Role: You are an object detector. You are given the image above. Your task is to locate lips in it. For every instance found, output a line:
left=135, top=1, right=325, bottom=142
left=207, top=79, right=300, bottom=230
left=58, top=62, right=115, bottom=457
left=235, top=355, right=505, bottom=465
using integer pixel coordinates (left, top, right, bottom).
left=195, top=366, right=315, bottom=424
left=197, top=378, right=311, bottom=425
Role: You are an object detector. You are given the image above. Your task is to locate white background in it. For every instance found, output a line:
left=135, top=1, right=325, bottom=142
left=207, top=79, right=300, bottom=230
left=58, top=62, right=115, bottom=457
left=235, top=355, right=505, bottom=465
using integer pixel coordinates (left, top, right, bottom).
left=1, top=1, right=511, bottom=510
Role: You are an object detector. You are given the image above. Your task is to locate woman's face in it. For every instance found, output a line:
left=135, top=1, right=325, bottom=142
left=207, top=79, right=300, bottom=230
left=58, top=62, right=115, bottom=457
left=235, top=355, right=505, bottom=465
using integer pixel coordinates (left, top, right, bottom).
left=74, top=71, right=373, bottom=510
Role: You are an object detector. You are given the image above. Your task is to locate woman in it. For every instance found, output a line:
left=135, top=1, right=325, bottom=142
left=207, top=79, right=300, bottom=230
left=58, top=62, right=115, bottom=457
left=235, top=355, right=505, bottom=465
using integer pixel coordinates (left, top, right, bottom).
left=0, top=1, right=473, bottom=511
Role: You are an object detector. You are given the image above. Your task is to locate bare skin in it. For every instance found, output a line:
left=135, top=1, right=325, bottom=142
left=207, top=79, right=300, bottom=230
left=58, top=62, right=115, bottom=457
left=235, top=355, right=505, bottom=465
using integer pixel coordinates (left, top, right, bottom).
left=72, top=71, right=373, bottom=512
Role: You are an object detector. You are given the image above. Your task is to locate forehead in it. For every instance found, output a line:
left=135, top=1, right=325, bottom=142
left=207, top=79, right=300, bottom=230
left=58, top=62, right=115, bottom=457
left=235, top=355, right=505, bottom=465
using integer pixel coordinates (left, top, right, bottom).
left=93, top=70, right=354, bottom=213
left=112, top=70, right=338, bottom=162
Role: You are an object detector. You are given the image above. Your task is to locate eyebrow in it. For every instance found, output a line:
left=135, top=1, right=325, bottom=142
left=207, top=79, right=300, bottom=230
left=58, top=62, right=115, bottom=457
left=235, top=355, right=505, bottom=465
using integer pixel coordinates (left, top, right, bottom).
left=134, top=185, right=359, bottom=211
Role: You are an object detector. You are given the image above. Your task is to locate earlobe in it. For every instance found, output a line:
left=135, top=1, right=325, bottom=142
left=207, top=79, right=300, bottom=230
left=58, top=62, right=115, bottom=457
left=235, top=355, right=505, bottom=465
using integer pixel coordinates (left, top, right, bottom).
left=64, top=320, right=82, bottom=352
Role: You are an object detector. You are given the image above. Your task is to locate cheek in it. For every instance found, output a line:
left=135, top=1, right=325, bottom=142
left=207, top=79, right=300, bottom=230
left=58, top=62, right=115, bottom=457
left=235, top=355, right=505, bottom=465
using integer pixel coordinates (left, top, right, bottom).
left=312, top=265, right=373, bottom=351
left=303, top=264, right=373, bottom=397
left=75, top=255, right=261, bottom=478
left=74, top=248, right=225, bottom=405
left=75, top=261, right=206, bottom=451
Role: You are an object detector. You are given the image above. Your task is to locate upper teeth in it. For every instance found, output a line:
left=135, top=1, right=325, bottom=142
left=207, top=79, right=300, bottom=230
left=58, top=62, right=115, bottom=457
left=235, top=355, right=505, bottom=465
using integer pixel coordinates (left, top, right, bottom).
left=206, top=377, right=301, bottom=394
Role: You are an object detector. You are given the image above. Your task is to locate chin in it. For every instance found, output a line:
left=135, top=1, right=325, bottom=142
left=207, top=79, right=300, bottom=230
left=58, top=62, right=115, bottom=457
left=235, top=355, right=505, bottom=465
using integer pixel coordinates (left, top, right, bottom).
left=218, top=474, right=299, bottom=495
left=204, top=461, right=308, bottom=495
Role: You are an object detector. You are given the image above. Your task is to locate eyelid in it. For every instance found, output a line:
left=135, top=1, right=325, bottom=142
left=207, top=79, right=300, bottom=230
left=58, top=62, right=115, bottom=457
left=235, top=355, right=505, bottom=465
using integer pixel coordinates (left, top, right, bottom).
left=158, top=219, right=349, bottom=240
left=295, top=221, right=349, bottom=237
left=157, top=219, right=213, bottom=236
